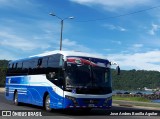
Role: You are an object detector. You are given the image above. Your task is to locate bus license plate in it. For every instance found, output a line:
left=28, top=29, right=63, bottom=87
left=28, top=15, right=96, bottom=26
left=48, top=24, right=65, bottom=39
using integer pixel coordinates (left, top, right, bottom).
left=88, top=104, right=95, bottom=107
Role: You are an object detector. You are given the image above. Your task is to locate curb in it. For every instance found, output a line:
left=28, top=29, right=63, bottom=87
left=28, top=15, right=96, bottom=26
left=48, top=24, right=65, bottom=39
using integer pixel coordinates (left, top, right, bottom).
left=119, top=104, right=133, bottom=107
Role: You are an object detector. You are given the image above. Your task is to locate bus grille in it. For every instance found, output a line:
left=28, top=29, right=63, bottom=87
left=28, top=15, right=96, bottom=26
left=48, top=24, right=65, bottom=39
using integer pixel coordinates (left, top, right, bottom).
left=83, top=99, right=99, bottom=104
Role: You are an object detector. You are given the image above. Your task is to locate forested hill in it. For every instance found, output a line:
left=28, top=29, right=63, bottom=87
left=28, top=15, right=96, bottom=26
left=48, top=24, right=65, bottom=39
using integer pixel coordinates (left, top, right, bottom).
left=0, top=60, right=160, bottom=90
left=0, top=60, right=9, bottom=86
left=0, top=60, right=8, bottom=68
left=112, top=69, right=160, bottom=90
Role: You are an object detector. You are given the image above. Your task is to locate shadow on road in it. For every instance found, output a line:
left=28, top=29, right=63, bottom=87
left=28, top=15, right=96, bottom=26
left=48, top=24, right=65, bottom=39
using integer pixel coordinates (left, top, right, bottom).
left=13, top=102, right=153, bottom=116
left=16, top=103, right=111, bottom=116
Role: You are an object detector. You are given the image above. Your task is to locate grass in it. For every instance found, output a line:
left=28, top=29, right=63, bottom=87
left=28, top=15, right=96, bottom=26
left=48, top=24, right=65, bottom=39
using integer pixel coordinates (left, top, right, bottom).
left=112, top=95, right=150, bottom=102
left=113, top=95, right=160, bottom=109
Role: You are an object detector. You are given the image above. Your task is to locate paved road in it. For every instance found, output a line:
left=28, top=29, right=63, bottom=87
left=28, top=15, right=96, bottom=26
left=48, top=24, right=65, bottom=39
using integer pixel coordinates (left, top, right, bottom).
left=0, top=92, right=159, bottom=119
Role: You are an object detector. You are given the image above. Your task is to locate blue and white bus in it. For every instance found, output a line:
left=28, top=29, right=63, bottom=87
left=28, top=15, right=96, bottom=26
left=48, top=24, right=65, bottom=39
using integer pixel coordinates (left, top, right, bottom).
left=5, top=50, right=120, bottom=111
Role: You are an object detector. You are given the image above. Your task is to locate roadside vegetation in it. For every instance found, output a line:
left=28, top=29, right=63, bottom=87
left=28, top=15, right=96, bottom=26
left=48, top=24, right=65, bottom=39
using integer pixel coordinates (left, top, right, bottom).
left=112, top=95, right=150, bottom=102
left=0, top=60, right=9, bottom=87
left=113, top=95, right=160, bottom=109
left=112, top=69, right=160, bottom=90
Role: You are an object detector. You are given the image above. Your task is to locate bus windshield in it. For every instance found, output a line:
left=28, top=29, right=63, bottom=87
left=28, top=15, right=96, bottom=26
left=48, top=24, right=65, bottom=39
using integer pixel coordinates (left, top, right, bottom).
left=65, top=63, right=111, bottom=94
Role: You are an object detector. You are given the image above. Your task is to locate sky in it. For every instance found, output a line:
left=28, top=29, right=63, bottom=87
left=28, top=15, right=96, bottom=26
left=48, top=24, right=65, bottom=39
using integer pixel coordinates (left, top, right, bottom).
left=0, top=0, right=160, bottom=71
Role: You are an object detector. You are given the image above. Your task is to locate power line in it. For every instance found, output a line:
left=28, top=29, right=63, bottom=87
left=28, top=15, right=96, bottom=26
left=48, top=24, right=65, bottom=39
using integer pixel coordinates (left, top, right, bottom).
left=74, top=5, right=160, bottom=22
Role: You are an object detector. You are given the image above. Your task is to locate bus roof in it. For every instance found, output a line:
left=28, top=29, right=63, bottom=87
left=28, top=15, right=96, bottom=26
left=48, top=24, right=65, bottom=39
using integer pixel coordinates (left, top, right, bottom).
left=9, top=50, right=109, bottom=63
left=30, top=50, right=108, bottom=60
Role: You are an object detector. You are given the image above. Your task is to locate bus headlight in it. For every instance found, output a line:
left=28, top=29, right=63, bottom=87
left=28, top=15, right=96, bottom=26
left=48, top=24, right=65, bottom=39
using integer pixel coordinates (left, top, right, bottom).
left=65, top=95, right=78, bottom=106
left=104, top=97, right=112, bottom=104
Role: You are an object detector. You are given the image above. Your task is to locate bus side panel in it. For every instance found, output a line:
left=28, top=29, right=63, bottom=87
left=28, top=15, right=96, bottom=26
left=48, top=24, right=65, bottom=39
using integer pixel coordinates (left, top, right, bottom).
left=26, top=86, right=64, bottom=109
left=27, top=86, right=50, bottom=106
left=5, top=85, right=14, bottom=101
left=5, top=77, right=12, bottom=101
left=49, top=89, right=64, bottom=109
left=17, top=85, right=29, bottom=103
left=6, top=75, right=65, bottom=109
left=26, top=75, right=64, bottom=109
left=5, top=76, right=29, bottom=103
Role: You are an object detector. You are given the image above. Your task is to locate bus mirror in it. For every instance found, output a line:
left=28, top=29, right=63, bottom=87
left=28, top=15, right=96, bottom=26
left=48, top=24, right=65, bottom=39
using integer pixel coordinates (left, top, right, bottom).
left=116, top=66, right=120, bottom=75
left=46, top=72, right=56, bottom=79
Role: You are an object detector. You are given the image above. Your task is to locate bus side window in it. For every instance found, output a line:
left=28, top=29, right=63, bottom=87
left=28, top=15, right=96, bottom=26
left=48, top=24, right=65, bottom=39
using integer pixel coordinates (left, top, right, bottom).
left=47, top=56, right=54, bottom=72
left=41, top=57, right=48, bottom=74
left=12, top=63, right=14, bottom=69
left=15, top=63, right=18, bottom=69
left=37, top=58, right=42, bottom=68
left=22, top=61, right=29, bottom=74
left=29, top=59, right=37, bottom=74
left=7, top=63, right=11, bottom=75
left=17, top=62, right=22, bottom=69
left=47, top=54, right=63, bottom=70
left=14, top=62, right=18, bottom=73
left=8, top=63, right=11, bottom=71
left=8, top=64, right=10, bottom=68
left=17, top=62, right=22, bottom=74
left=35, top=58, right=46, bottom=74
left=41, top=57, right=48, bottom=68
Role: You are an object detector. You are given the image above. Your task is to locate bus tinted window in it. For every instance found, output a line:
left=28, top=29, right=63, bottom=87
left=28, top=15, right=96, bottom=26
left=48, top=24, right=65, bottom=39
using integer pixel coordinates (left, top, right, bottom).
left=48, top=54, right=62, bottom=68
left=17, top=62, right=23, bottom=68
left=6, top=54, right=63, bottom=76
left=12, top=63, right=14, bottom=69
left=37, top=58, right=42, bottom=67
left=48, top=56, right=54, bottom=68
left=29, top=59, right=37, bottom=69
left=22, top=61, right=29, bottom=73
left=41, top=57, right=48, bottom=68
left=15, top=63, right=18, bottom=69
left=23, top=61, right=29, bottom=69
left=8, top=63, right=11, bottom=68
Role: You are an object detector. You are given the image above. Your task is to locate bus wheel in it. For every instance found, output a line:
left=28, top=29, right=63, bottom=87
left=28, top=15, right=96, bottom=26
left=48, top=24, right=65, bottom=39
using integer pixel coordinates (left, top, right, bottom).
left=14, top=91, right=19, bottom=106
left=45, top=95, right=52, bottom=111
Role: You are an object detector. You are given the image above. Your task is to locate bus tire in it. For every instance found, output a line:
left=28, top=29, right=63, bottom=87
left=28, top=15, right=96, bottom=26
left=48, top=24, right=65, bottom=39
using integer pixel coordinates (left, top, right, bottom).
left=14, top=91, right=20, bottom=106
left=45, top=95, right=52, bottom=111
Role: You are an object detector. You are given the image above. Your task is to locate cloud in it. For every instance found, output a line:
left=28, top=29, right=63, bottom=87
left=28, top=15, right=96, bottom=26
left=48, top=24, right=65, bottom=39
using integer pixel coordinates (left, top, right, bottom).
left=103, top=48, right=112, bottom=51
left=148, top=23, right=160, bottom=35
left=0, top=0, right=13, bottom=6
left=103, top=24, right=126, bottom=32
left=0, top=17, right=63, bottom=52
left=0, top=49, right=17, bottom=60
left=62, top=39, right=91, bottom=52
left=111, top=40, right=122, bottom=45
left=133, top=44, right=143, bottom=48
left=70, top=0, right=157, bottom=11
left=106, top=50, right=160, bottom=71
left=0, top=0, right=38, bottom=8
left=63, top=39, right=77, bottom=46
left=129, top=44, right=144, bottom=52
left=0, top=31, right=50, bottom=51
